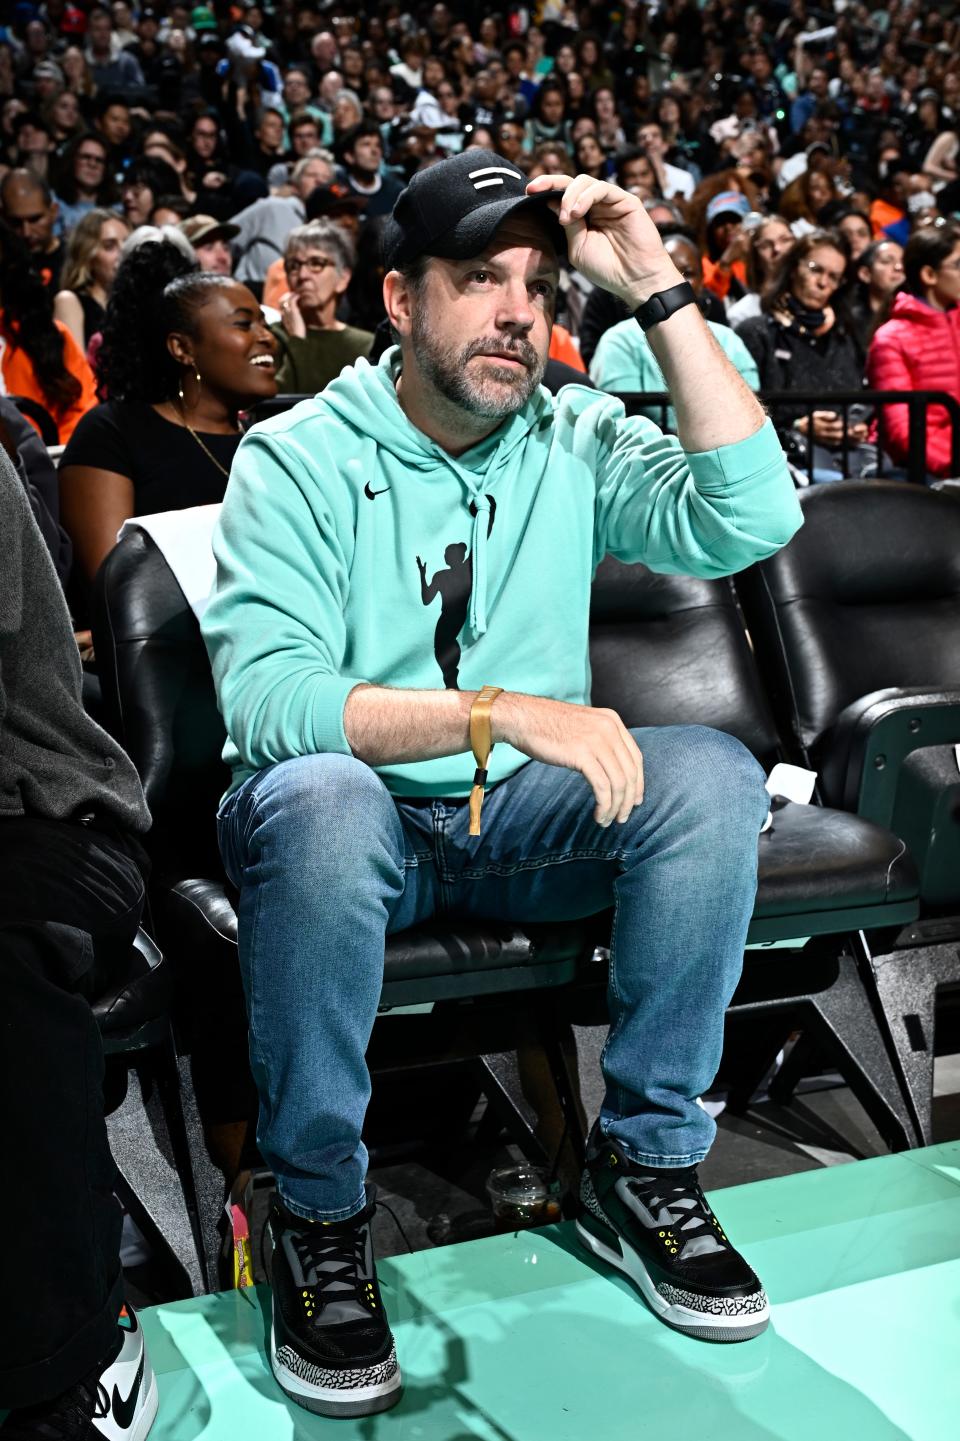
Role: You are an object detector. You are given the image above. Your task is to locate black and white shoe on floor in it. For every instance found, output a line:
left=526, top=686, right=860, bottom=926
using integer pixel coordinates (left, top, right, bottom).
left=0, top=1304, right=158, bottom=1440
left=577, top=1125, right=770, bottom=1342
left=264, top=1188, right=402, bottom=1418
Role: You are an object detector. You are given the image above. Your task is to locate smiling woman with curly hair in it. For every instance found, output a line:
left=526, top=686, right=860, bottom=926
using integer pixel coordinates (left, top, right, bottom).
left=59, top=234, right=279, bottom=586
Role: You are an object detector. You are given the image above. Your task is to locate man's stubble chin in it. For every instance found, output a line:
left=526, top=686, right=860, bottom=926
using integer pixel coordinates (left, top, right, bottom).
left=410, top=308, right=546, bottom=420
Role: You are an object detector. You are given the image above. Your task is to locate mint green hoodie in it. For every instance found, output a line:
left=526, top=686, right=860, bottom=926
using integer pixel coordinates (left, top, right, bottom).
left=202, top=348, right=802, bottom=798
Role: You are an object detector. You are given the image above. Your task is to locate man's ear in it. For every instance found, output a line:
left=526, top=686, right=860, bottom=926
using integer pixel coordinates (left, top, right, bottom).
left=383, top=267, right=415, bottom=338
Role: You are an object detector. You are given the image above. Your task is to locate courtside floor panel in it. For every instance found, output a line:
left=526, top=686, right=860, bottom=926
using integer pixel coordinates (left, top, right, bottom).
left=141, top=1143, right=960, bottom=1440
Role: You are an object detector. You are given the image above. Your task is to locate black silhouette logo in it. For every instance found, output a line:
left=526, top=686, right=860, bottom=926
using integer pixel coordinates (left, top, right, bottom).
left=111, top=1351, right=144, bottom=1431
left=416, top=497, right=496, bottom=689
left=364, top=481, right=391, bottom=499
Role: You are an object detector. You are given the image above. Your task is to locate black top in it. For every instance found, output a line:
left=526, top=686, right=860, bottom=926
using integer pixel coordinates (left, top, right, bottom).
left=76, top=290, right=105, bottom=349
left=61, top=400, right=241, bottom=514
left=738, top=312, right=865, bottom=427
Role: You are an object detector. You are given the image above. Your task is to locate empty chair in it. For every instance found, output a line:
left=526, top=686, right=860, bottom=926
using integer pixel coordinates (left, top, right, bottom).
left=736, top=480, right=960, bottom=1139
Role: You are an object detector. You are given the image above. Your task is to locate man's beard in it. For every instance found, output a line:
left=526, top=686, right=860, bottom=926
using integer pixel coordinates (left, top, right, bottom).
left=410, top=308, right=546, bottom=420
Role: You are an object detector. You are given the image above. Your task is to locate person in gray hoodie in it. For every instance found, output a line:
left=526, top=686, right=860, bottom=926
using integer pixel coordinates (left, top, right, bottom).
left=0, top=445, right=158, bottom=1441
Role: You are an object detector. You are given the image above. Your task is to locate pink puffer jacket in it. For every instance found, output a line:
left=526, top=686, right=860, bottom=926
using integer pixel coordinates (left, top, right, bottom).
left=866, top=292, right=960, bottom=478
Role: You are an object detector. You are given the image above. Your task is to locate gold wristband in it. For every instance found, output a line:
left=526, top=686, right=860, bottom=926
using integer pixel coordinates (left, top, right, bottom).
left=468, top=685, right=504, bottom=836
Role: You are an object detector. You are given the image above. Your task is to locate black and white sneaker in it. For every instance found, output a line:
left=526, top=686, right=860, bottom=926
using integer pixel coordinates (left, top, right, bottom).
left=577, top=1126, right=770, bottom=1342
left=0, top=1305, right=158, bottom=1440
left=264, top=1190, right=402, bottom=1418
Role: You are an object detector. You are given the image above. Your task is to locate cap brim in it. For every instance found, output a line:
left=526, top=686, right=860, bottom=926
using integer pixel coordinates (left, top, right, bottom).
left=429, top=192, right=567, bottom=262
left=385, top=191, right=566, bottom=271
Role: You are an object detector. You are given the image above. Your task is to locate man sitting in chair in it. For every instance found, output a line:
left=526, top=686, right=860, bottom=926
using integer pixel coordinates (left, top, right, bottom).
left=203, top=149, right=803, bottom=1420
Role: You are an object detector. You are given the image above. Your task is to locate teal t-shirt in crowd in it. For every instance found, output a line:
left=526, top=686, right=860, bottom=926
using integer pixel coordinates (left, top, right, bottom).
left=589, top=316, right=761, bottom=433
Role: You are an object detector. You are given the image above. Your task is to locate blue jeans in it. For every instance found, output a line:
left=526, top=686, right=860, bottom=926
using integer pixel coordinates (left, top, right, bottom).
left=218, top=725, right=769, bottom=1223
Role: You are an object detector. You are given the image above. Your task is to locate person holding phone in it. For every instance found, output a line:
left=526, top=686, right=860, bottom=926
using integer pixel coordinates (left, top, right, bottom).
left=739, top=229, right=875, bottom=480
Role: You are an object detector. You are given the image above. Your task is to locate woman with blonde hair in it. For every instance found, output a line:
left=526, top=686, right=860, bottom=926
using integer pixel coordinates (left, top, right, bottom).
left=53, top=208, right=131, bottom=352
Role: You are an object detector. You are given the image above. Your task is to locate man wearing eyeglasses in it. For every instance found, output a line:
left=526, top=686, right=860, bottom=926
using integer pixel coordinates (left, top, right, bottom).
left=271, top=218, right=373, bottom=391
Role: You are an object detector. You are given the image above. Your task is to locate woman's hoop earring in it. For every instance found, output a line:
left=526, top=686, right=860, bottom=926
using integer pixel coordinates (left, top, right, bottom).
left=178, top=370, right=203, bottom=406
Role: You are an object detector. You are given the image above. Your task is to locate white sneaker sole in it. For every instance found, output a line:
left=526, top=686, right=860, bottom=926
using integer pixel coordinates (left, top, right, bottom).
left=576, top=1220, right=770, bottom=1342
left=270, top=1323, right=402, bottom=1418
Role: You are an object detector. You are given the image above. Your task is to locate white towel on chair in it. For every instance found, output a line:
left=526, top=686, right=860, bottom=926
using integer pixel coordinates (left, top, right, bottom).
left=118, top=504, right=222, bottom=621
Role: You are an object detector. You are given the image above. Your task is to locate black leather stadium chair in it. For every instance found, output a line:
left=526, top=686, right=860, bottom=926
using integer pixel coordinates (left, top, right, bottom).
left=736, top=481, right=960, bottom=1142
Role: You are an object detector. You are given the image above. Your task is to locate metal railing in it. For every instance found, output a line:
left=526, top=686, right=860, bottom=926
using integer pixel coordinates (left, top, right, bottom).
left=612, top=389, right=960, bottom=487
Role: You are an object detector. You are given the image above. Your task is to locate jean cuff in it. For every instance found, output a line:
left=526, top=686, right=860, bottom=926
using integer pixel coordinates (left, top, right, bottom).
left=601, top=1124, right=708, bottom=1169
left=278, top=1190, right=367, bottom=1224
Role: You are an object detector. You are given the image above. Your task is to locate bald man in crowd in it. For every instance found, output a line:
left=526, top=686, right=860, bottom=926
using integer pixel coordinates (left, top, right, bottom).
left=1, top=169, right=64, bottom=289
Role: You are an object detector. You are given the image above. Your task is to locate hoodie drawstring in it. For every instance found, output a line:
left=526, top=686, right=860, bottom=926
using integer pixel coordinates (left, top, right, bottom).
left=469, top=493, right=491, bottom=637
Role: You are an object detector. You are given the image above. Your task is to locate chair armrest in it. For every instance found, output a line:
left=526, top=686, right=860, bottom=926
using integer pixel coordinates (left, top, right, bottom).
left=93, top=927, right=172, bottom=1050
left=818, top=688, right=960, bottom=825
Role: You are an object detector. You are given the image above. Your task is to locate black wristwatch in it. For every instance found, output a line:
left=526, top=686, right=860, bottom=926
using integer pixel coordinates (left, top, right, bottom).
left=633, top=281, right=697, bottom=332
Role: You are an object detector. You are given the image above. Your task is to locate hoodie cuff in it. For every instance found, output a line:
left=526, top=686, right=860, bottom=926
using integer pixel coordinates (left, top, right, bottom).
left=311, top=674, right=371, bottom=756
left=684, top=418, right=785, bottom=493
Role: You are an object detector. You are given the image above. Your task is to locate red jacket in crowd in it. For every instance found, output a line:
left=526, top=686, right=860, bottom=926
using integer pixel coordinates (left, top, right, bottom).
left=866, top=292, right=960, bottom=479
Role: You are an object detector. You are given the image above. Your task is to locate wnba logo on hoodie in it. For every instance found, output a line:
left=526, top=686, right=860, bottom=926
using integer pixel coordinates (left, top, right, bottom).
left=416, top=497, right=497, bottom=688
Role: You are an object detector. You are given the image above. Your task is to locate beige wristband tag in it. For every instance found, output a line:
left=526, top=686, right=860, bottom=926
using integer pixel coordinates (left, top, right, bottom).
left=468, top=685, right=504, bottom=836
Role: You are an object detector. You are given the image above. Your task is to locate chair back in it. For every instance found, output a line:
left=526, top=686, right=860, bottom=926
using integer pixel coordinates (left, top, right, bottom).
left=94, top=529, right=228, bottom=878
left=736, top=482, right=960, bottom=753
left=590, top=558, right=780, bottom=763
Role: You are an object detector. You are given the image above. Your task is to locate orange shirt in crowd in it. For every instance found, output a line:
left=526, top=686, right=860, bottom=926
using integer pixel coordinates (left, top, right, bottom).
left=870, top=198, right=905, bottom=238
left=548, top=323, right=586, bottom=372
left=702, top=257, right=748, bottom=301
left=0, top=318, right=97, bottom=444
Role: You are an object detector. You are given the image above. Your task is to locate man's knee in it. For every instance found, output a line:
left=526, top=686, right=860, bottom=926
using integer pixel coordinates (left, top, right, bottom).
left=241, top=753, right=403, bottom=861
left=634, top=725, right=768, bottom=831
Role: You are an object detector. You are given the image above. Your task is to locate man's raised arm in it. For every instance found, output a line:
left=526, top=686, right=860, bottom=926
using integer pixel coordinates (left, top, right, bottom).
left=525, top=173, right=768, bottom=453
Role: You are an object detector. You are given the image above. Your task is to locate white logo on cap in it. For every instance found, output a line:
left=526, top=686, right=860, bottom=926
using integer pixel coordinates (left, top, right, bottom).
left=468, top=166, right=523, bottom=190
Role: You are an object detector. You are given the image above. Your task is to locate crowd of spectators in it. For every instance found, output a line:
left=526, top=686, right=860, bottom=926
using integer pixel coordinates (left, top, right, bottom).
left=1, top=0, right=960, bottom=550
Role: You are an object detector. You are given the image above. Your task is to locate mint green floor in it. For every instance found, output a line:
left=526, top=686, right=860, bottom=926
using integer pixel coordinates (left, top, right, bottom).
left=142, top=1142, right=960, bottom=1441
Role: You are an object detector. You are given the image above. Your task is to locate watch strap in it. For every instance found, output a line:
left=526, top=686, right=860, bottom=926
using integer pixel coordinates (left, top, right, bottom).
left=468, top=685, right=504, bottom=836
left=633, top=280, right=697, bottom=332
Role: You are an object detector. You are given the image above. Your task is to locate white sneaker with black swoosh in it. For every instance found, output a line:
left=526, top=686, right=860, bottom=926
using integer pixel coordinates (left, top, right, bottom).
left=0, top=1305, right=158, bottom=1440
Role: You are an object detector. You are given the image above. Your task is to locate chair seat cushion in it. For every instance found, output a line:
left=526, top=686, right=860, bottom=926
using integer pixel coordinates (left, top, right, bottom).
left=754, top=801, right=917, bottom=917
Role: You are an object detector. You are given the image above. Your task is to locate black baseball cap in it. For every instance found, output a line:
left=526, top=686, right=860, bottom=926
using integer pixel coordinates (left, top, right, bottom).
left=382, top=148, right=566, bottom=270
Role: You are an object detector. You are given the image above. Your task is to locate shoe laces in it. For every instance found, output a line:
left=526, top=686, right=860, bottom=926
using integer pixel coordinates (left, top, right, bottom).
left=292, top=1222, right=371, bottom=1313
left=627, top=1170, right=728, bottom=1259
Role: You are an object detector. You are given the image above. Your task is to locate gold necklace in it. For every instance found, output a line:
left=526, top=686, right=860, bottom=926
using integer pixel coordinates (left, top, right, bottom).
left=176, top=398, right=239, bottom=480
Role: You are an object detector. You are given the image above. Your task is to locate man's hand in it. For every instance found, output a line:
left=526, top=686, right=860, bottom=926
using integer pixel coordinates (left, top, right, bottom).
left=525, top=172, right=682, bottom=308
left=717, top=226, right=751, bottom=271
left=795, top=411, right=868, bottom=446
left=494, top=693, right=644, bottom=826
left=278, top=291, right=306, bottom=338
